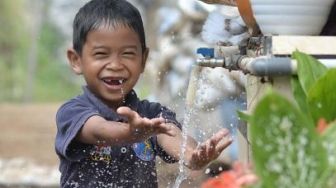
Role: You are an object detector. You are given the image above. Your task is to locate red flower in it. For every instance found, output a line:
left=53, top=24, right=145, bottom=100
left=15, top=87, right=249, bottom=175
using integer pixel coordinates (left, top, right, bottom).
left=316, top=118, right=328, bottom=134
left=202, top=171, right=239, bottom=188
left=202, top=162, right=258, bottom=188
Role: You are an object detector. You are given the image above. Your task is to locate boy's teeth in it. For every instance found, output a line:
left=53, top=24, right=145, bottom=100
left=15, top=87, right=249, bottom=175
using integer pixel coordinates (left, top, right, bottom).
left=102, top=78, right=124, bottom=85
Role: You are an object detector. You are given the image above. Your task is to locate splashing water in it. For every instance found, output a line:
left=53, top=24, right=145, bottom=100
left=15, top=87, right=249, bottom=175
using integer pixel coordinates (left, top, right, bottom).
left=120, top=83, right=126, bottom=105
left=172, top=107, right=195, bottom=188
left=173, top=66, right=202, bottom=188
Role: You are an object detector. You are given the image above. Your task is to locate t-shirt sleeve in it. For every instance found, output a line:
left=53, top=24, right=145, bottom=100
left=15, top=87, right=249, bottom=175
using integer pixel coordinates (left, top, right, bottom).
left=55, top=99, right=99, bottom=161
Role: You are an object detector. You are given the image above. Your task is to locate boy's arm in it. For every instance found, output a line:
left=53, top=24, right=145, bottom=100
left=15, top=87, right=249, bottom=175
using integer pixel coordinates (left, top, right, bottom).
left=157, top=124, right=232, bottom=170
left=156, top=124, right=197, bottom=160
left=77, top=107, right=175, bottom=146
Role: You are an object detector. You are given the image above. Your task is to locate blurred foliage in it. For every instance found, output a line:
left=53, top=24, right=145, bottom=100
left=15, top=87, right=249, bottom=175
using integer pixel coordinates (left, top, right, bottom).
left=0, top=0, right=28, bottom=102
left=0, top=0, right=81, bottom=103
left=34, top=15, right=81, bottom=102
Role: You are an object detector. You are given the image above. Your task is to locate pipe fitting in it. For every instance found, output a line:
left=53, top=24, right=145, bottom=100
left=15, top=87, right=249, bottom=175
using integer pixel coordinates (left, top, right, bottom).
left=238, top=56, right=294, bottom=76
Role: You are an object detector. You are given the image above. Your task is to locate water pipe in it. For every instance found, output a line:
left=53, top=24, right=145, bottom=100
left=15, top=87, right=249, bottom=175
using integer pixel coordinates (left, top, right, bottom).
left=196, top=50, right=336, bottom=76
left=237, top=56, right=295, bottom=76
left=238, top=57, right=336, bottom=76
left=196, top=55, right=294, bottom=76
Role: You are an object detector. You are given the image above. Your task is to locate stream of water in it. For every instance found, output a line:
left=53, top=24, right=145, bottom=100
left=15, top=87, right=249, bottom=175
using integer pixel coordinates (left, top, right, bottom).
left=172, top=66, right=202, bottom=188
left=172, top=108, right=195, bottom=188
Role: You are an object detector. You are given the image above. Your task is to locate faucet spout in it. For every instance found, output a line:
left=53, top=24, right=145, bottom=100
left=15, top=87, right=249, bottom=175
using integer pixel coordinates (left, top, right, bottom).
left=196, top=58, right=225, bottom=68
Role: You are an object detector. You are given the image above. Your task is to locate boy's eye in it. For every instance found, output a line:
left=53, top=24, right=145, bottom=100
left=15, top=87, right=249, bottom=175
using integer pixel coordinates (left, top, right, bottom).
left=94, top=52, right=108, bottom=58
left=123, top=51, right=136, bottom=56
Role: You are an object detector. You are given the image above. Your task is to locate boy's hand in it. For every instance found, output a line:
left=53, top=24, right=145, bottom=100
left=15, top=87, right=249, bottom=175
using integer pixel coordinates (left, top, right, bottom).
left=186, top=129, right=232, bottom=170
left=117, top=106, right=176, bottom=141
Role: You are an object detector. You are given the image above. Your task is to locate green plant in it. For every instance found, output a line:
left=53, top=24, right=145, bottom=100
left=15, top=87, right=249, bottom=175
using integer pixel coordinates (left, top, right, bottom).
left=239, top=51, right=336, bottom=188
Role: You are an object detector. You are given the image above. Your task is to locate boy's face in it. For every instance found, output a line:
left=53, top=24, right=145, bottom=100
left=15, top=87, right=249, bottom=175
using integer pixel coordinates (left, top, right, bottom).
left=69, top=25, right=148, bottom=109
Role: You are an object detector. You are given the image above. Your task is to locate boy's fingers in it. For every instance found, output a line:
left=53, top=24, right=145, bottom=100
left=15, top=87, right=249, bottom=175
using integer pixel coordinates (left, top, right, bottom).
left=212, top=129, right=230, bottom=143
left=151, top=117, right=165, bottom=125
left=198, top=143, right=207, bottom=157
left=199, top=139, right=217, bottom=159
left=116, top=106, right=131, bottom=115
left=204, top=140, right=212, bottom=155
left=117, top=107, right=176, bottom=137
left=208, top=139, right=217, bottom=156
left=156, top=123, right=176, bottom=137
left=144, top=117, right=164, bottom=131
left=196, top=129, right=230, bottom=156
left=215, top=136, right=233, bottom=154
left=117, top=106, right=138, bottom=121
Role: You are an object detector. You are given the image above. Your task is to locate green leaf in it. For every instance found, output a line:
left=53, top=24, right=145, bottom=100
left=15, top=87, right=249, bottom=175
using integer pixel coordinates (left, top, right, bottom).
left=314, top=165, right=336, bottom=188
left=237, top=110, right=251, bottom=122
left=316, top=121, right=336, bottom=187
left=291, top=76, right=308, bottom=114
left=307, top=69, right=336, bottom=123
left=321, top=121, right=336, bottom=169
left=250, top=92, right=328, bottom=188
left=293, top=51, right=327, bottom=95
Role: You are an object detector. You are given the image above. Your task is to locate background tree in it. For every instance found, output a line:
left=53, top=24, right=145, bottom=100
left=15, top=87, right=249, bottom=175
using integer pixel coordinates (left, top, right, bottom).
left=0, top=0, right=28, bottom=102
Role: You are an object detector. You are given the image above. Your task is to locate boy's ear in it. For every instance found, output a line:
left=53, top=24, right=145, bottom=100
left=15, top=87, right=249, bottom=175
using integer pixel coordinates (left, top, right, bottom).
left=141, top=48, right=149, bottom=73
left=67, top=48, right=82, bottom=75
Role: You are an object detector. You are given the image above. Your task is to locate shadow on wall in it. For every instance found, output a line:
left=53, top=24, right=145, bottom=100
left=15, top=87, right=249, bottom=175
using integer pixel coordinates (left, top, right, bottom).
left=320, top=1, right=336, bottom=36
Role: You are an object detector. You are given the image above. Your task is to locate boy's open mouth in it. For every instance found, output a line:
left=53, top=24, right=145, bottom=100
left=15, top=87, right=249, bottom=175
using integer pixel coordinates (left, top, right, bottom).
left=102, top=78, right=125, bottom=86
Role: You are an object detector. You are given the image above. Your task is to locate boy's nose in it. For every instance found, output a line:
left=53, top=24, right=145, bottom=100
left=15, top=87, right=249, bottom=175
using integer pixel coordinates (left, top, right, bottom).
left=105, top=58, right=123, bottom=70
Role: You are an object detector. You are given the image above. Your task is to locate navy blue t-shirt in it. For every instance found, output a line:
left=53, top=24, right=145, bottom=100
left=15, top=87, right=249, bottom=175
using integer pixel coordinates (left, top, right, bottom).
left=55, top=87, right=181, bottom=188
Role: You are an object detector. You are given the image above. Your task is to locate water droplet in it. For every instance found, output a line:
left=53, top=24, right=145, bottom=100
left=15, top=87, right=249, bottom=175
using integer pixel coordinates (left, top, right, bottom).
left=120, top=87, right=126, bottom=104
left=121, top=147, right=127, bottom=153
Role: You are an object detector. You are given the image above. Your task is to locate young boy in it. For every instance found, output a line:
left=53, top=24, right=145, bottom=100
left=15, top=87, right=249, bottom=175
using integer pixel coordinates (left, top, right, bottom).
left=55, top=0, right=232, bottom=187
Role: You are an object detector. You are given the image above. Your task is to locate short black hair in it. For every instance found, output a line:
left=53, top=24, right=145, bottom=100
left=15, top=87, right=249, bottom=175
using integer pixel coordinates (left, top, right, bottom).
left=72, top=0, right=147, bottom=55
